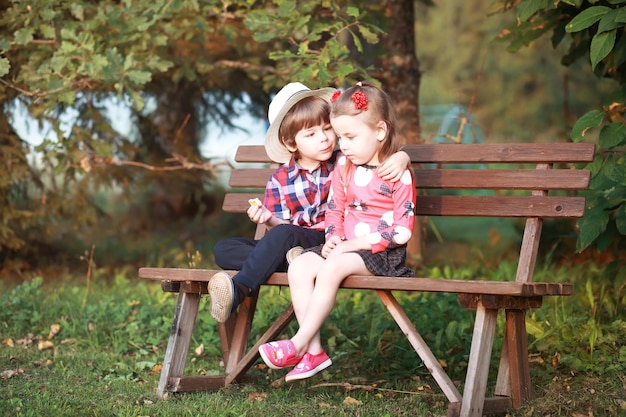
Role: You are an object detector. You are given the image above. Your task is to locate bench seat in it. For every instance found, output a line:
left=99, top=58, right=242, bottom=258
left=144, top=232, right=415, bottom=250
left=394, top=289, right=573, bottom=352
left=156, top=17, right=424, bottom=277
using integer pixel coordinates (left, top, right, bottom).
left=140, top=268, right=572, bottom=297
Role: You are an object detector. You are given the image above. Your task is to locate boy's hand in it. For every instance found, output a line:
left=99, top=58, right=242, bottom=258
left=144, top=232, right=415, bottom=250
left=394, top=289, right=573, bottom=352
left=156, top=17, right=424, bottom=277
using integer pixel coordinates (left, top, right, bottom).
left=378, top=150, right=410, bottom=182
left=247, top=202, right=272, bottom=225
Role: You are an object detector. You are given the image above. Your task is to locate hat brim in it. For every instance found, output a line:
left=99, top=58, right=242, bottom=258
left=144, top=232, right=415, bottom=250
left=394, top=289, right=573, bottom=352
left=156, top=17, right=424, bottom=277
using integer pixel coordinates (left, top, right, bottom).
left=264, top=87, right=337, bottom=164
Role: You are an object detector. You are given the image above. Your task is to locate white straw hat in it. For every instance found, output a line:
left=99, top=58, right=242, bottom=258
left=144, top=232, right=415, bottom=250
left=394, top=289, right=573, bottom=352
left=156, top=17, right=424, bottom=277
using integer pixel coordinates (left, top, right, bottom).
left=264, top=82, right=337, bottom=163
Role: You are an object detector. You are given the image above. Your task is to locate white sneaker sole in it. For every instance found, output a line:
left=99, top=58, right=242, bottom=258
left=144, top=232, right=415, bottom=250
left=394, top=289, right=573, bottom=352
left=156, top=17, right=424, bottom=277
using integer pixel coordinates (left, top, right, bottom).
left=208, top=272, right=234, bottom=323
left=285, top=358, right=332, bottom=382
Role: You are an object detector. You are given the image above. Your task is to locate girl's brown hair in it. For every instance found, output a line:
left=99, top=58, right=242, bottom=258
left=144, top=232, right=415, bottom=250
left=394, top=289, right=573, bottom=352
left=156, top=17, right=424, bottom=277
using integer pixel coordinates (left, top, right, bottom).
left=279, top=96, right=331, bottom=159
left=330, top=81, right=399, bottom=163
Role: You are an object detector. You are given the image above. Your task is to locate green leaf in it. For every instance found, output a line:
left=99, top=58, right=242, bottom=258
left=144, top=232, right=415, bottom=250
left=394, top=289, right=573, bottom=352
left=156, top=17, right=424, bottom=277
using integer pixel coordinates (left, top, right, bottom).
left=597, top=10, right=624, bottom=33
left=560, top=0, right=583, bottom=6
left=576, top=204, right=609, bottom=251
left=0, top=57, right=9, bottom=77
left=14, top=28, right=34, bottom=45
left=40, top=24, right=56, bottom=39
left=39, top=9, right=57, bottom=21
left=590, top=29, right=616, bottom=70
left=570, top=109, right=605, bottom=141
left=616, top=205, right=626, bottom=235
left=128, top=89, right=145, bottom=111
left=517, top=0, right=550, bottom=22
left=616, top=7, right=626, bottom=23
left=346, top=6, right=360, bottom=18
left=599, top=122, right=626, bottom=149
left=350, top=30, right=363, bottom=53
left=566, top=6, right=610, bottom=33
left=359, top=25, right=380, bottom=45
left=126, top=70, right=152, bottom=85
left=146, top=57, right=174, bottom=72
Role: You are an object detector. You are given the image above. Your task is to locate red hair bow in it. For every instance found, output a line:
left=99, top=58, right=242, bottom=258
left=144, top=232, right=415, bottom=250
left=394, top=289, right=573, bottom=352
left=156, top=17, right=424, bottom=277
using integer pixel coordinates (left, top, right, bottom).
left=351, top=91, right=368, bottom=111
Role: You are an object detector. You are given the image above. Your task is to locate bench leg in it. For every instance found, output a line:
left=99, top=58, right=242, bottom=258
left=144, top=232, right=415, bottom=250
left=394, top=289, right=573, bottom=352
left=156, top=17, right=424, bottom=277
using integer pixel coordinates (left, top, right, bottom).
left=460, top=304, right=498, bottom=417
left=220, top=294, right=259, bottom=373
left=376, top=290, right=462, bottom=403
left=494, top=336, right=512, bottom=398
left=504, top=309, right=531, bottom=406
left=157, top=291, right=201, bottom=398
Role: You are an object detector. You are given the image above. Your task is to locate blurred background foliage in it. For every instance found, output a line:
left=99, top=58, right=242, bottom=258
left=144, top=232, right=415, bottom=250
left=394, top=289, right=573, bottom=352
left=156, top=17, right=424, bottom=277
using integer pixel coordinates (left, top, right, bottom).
left=0, top=0, right=624, bottom=276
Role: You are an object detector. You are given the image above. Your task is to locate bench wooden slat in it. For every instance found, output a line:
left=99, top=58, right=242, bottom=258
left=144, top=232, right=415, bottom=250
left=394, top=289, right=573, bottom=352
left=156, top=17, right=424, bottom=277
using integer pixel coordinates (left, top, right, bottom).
left=235, top=143, right=596, bottom=164
left=229, top=168, right=591, bottom=190
left=138, top=268, right=573, bottom=297
left=223, top=193, right=586, bottom=218
left=414, top=169, right=591, bottom=190
left=416, top=195, right=587, bottom=217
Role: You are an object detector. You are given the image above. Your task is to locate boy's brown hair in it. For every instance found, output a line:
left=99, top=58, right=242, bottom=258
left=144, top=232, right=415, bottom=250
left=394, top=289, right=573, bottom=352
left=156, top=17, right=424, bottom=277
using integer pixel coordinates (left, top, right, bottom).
left=279, top=96, right=331, bottom=160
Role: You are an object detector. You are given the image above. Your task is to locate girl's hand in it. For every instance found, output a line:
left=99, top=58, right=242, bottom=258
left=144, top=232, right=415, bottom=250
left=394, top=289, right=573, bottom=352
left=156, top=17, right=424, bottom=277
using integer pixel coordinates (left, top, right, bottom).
left=247, top=204, right=272, bottom=225
left=378, top=150, right=410, bottom=182
left=321, top=235, right=343, bottom=258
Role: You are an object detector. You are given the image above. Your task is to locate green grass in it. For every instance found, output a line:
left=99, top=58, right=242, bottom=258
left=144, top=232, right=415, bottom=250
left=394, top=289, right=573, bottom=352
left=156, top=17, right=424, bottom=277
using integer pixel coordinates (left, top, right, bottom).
left=1, top=260, right=625, bottom=416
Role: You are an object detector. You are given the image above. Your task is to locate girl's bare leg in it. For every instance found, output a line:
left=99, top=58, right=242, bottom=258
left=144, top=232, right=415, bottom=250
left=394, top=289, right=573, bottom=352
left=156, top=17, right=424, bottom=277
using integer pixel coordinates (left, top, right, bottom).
left=291, top=252, right=370, bottom=355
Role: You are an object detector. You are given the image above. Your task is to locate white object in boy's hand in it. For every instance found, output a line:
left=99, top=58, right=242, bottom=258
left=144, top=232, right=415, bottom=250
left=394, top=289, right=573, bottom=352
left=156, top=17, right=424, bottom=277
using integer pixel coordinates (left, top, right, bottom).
left=248, top=198, right=262, bottom=207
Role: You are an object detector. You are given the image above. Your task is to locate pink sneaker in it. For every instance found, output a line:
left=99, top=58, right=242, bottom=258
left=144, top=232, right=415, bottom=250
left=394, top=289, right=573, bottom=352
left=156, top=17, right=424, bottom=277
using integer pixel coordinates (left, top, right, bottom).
left=258, top=340, right=301, bottom=369
left=285, top=350, right=332, bottom=382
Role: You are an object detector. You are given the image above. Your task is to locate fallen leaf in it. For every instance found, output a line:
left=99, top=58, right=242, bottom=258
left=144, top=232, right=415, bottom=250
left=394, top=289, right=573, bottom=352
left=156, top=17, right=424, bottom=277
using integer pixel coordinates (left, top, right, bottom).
left=16, top=333, right=36, bottom=345
left=60, top=339, right=77, bottom=345
left=88, top=322, right=96, bottom=332
left=1, top=370, right=17, bottom=379
left=270, top=377, right=284, bottom=389
left=37, top=340, right=54, bottom=351
left=2, top=338, right=14, bottom=347
left=48, top=324, right=61, bottom=340
left=194, top=344, right=204, bottom=356
left=151, top=364, right=163, bottom=374
left=438, top=358, right=447, bottom=368
left=248, top=392, right=267, bottom=401
left=343, top=396, right=362, bottom=406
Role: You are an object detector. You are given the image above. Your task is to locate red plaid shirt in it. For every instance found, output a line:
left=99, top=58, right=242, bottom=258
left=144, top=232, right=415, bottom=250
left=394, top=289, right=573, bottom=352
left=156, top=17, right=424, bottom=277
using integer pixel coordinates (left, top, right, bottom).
left=263, top=151, right=338, bottom=231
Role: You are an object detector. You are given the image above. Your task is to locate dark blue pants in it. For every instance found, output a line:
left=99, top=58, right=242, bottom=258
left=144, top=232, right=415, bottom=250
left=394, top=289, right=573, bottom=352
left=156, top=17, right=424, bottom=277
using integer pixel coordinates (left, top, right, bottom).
left=213, top=224, right=325, bottom=294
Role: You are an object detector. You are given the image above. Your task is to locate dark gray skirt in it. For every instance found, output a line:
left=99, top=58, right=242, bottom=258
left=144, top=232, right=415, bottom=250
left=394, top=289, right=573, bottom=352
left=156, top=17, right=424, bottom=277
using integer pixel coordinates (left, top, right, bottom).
left=303, top=244, right=413, bottom=277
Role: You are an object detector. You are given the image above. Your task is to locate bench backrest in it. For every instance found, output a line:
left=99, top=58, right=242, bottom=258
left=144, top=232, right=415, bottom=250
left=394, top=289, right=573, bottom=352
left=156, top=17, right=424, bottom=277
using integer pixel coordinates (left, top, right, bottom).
left=222, top=143, right=595, bottom=283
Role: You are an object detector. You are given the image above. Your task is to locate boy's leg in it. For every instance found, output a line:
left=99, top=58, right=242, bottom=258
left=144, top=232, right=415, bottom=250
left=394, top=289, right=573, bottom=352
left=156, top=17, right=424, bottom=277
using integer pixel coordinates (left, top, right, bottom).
left=214, top=237, right=257, bottom=270
left=233, top=224, right=323, bottom=292
left=209, top=224, right=323, bottom=322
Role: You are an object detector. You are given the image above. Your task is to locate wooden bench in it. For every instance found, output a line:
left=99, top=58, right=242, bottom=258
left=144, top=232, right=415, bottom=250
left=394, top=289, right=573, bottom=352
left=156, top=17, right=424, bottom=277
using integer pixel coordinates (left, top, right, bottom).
left=139, top=142, right=595, bottom=417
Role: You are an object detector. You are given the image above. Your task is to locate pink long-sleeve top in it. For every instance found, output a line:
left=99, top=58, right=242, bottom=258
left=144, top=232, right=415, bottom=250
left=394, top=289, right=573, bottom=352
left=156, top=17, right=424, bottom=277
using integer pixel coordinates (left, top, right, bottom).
left=325, top=156, right=416, bottom=254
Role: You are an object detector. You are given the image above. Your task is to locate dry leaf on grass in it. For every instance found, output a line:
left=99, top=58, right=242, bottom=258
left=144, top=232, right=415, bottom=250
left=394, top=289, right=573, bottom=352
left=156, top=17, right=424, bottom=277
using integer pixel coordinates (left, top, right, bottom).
left=343, top=396, right=362, bottom=406
left=248, top=392, right=267, bottom=401
left=1, top=368, right=25, bottom=379
left=194, top=344, right=204, bottom=356
left=47, top=323, right=60, bottom=339
left=37, top=340, right=54, bottom=351
left=2, top=338, right=14, bottom=347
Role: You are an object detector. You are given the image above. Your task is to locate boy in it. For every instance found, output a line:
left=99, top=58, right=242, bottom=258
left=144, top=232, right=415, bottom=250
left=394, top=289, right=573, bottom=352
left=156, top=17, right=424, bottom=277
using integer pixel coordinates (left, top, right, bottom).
left=210, top=82, right=409, bottom=323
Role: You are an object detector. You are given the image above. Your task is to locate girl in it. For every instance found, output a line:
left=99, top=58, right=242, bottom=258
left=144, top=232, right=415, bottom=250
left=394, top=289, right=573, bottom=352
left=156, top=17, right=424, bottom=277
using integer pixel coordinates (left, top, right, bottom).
left=258, top=81, right=416, bottom=381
